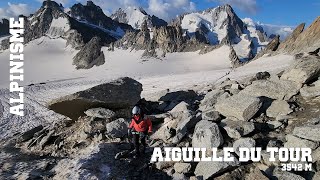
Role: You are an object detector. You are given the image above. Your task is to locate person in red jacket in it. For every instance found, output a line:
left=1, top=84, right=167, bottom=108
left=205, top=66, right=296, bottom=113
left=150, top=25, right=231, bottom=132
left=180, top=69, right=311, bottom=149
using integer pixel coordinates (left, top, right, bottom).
left=128, top=105, right=152, bottom=157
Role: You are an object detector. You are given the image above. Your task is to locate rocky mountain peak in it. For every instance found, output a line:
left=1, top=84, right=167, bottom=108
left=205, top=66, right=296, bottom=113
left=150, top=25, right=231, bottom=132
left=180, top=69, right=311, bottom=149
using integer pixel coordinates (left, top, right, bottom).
left=42, top=0, right=63, bottom=11
left=69, top=1, right=132, bottom=33
left=0, top=19, right=9, bottom=36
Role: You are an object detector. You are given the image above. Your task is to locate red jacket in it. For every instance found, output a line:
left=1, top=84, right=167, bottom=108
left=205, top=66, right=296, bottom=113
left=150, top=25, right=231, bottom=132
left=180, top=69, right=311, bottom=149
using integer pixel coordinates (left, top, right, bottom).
left=129, top=117, right=152, bottom=133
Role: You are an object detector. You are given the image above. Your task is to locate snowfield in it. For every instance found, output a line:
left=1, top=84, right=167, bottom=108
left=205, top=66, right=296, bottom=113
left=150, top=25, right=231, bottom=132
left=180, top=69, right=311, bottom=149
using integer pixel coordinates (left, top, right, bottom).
left=0, top=37, right=294, bottom=139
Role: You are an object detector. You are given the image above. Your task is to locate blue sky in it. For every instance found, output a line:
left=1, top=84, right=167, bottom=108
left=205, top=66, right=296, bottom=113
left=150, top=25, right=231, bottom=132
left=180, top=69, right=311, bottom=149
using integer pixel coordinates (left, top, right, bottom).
left=0, top=0, right=319, bottom=27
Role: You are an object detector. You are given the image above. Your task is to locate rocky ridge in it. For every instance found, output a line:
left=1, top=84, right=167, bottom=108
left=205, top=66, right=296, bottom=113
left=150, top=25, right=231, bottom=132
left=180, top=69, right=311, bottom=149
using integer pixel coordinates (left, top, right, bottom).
left=111, top=7, right=167, bottom=29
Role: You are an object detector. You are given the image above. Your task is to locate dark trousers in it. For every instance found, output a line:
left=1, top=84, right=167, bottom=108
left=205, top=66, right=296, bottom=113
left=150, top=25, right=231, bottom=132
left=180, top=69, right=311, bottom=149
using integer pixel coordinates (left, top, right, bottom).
left=132, top=133, right=147, bottom=155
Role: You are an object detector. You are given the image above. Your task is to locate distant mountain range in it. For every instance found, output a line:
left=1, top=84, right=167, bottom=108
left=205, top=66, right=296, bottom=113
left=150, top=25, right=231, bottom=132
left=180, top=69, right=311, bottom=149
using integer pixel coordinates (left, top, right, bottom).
left=0, top=0, right=319, bottom=69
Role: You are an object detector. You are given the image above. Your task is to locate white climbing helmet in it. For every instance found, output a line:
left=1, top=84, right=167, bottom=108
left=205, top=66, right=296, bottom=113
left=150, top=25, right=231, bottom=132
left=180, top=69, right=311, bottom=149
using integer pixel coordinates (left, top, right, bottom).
left=132, top=106, right=141, bottom=115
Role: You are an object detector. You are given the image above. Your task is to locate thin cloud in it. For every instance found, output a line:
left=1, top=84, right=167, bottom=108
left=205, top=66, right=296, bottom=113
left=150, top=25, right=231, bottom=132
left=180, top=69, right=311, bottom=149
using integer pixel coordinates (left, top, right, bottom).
left=147, top=0, right=196, bottom=21
left=75, top=0, right=196, bottom=21
left=211, top=0, right=258, bottom=14
left=0, top=2, right=33, bottom=19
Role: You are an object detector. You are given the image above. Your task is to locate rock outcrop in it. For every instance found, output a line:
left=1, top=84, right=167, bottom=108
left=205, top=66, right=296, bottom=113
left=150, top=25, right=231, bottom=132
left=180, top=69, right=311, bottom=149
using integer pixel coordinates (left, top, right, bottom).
left=278, top=23, right=305, bottom=51
left=278, top=16, right=320, bottom=54
left=73, top=36, right=105, bottom=69
left=280, top=55, right=320, bottom=84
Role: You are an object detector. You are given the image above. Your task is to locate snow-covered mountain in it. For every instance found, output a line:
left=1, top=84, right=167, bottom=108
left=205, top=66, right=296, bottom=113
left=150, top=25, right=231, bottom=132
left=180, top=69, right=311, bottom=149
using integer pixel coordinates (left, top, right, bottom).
left=242, top=18, right=293, bottom=41
left=111, top=7, right=167, bottom=29
left=171, top=4, right=268, bottom=61
left=67, top=1, right=132, bottom=38
left=0, top=0, right=133, bottom=51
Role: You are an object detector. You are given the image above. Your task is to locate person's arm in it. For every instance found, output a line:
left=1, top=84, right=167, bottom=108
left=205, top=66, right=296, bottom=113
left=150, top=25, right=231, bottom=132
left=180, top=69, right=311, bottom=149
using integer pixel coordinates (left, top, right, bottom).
left=147, top=119, right=152, bottom=133
left=128, top=119, right=133, bottom=129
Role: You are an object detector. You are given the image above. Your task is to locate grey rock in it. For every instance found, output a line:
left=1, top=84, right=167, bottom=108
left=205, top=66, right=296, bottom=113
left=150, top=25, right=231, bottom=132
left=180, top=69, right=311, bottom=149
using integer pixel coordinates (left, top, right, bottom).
left=292, top=118, right=320, bottom=142
left=219, top=119, right=255, bottom=139
left=105, top=118, right=129, bottom=138
left=215, top=93, right=262, bottom=121
left=266, top=121, right=284, bottom=130
left=152, top=103, right=195, bottom=144
left=254, top=35, right=280, bottom=59
left=84, top=108, right=116, bottom=119
left=174, top=163, right=192, bottom=174
left=48, top=77, right=142, bottom=119
left=261, top=150, right=281, bottom=166
left=273, top=168, right=305, bottom=180
left=199, top=89, right=224, bottom=111
left=194, top=152, right=239, bottom=180
left=233, top=138, right=255, bottom=156
left=245, top=167, right=269, bottom=180
left=159, top=90, right=198, bottom=103
left=239, top=79, right=301, bottom=100
left=155, top=161, right=175, bottom=170
left=255, top=71, right=271, bottom=80
left=172, top=173, right=187, bottom=180
left=229, top=46, right=241, bottom=68
left=73, top=36, right=105, bottom=69
left=19, top=125, right=44, bottom=142
left=266, top=100, right=293, bottom=118
left=284, top=134, right=319, bottom=149
left=281, top=55, right=320, bottom=84
left=192, top=120, right=223, bottom=149
left=202, top=110, right=221, bottom=122
left=313, top=172, right=320, bottom=180
left=300, top=80, right=320, bottom=99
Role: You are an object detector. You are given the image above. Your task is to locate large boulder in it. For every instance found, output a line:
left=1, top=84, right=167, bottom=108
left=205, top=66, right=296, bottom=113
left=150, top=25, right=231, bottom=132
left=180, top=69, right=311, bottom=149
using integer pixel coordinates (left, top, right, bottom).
left=219, top=119, right=255, bottom=139
left=84, top=108, right=116, bottom=119
left=199, top=89, right=224, bottom=111
left=174, top=163, right=192, bottom=174
left=233, top=138, right=256, bottom=156
left=215, top=94, right=262, bottom=121
left=151, top=102, right=195, bottom=144
left=292, top=118, right=320, bottom=142
left=280, top=55, right=320, bottom=84
left=194, top=152, right=239, bottom=180
left=284, top=135, right=319, bottom=150
left=300, top=79, right=320, bottom=99
left=266, top=100, right=293, bottom=118
left=239, top=79, right=301, bottom=100
left=105, top=118, right=129, bottom=138
left=48, top=77, right=142, bottom=119
left=192, top=120, right=224, bottom=149
left=201, top=109, right=222, bottom=122
left=245, top=167, right=269, bottom=180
